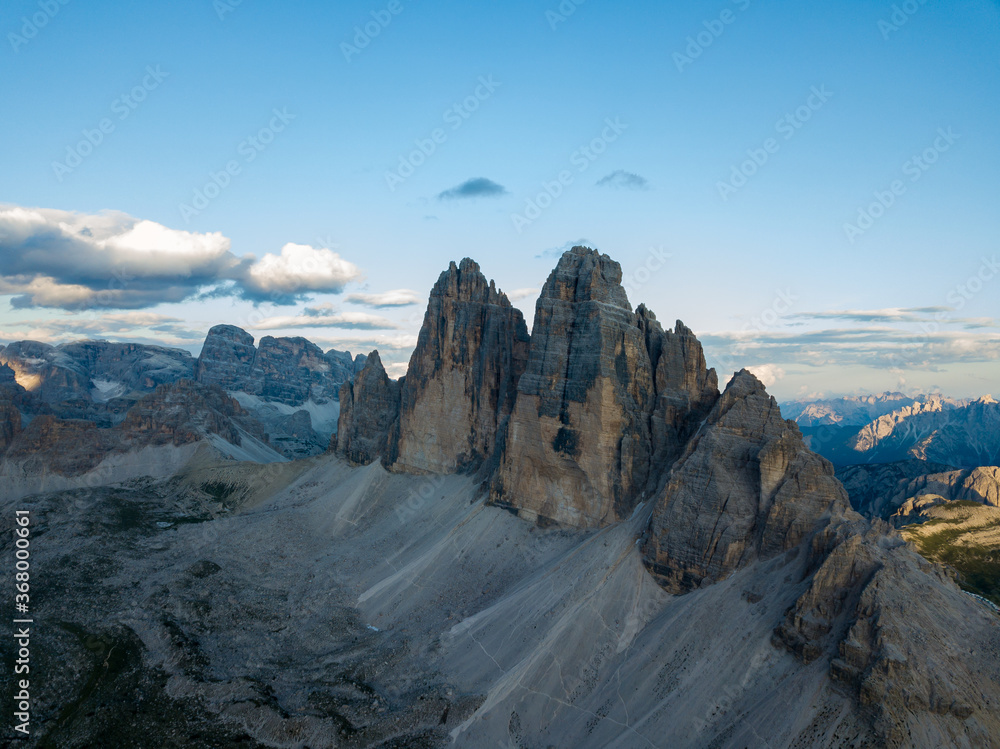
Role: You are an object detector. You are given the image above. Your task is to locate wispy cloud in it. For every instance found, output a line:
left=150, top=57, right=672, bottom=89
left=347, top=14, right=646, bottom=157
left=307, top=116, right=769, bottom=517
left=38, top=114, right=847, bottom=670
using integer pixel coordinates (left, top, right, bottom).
left=595, top=170, right=650, bottom=191
left=701, top=327, right=1000, bottom=372
left=505, top=287, right=539, bottom=302
left=346, top=289, right=422, bottom=307
left=437, top=177, right=508, bottom=201
left=1, top=312, right=204, bottom=344
left=253, top=304, right=397, bottom=331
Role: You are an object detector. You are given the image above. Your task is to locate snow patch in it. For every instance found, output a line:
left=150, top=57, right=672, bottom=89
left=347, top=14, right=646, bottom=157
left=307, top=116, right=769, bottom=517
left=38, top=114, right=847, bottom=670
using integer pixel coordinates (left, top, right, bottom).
left=91, top=379, right=128, bottom=402
left=228, top=391, right=341, bottom=439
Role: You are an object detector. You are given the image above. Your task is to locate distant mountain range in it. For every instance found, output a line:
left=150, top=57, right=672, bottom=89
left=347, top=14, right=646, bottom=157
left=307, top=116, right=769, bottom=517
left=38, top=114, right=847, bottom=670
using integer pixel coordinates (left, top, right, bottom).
left=0, top=328, right=367, bottom=465
left=785, top=393, right=999, bottom=469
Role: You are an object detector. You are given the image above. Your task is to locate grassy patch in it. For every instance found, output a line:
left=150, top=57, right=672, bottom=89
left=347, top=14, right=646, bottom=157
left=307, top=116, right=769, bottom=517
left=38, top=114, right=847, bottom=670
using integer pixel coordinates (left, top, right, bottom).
left=904, top=518, right=1000, bottom=606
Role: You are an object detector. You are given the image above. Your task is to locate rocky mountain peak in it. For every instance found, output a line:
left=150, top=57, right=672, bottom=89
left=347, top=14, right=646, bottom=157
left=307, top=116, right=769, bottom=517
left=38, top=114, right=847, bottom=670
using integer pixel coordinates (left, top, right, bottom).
left=543, top=245, right=632, bottom=309
left=389, top=257, right=529, bottom=473
left=642, top=367, right=851, bottom=593
left=335, top=350, right=402, bottom=466
left=486, top=247, right=719, bottom=529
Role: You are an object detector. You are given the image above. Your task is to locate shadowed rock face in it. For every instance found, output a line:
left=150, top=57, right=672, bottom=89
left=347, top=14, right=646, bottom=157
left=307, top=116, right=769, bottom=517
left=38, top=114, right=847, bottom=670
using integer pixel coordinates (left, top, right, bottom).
left=642, top=369, right=851, bottom=593
left=196, top=325, right=257, bottom=392
left=392, top=258, right=529, bottom=474
left=489, top=247, right=718, bottom=529
left=489, top=247, right=655, bottom=527
left=254, top=336, right=338, bottom=405
left=0, top=399, right=23, bottom=454
left=0, top=340, right=196, bottom=404
left=335, top=351, right=401, bottom=466
left=637, top=305, right=719, bottom=483
left=1, top=380, right=260, bottom=476
left=197, top=325, right=360, bottom=407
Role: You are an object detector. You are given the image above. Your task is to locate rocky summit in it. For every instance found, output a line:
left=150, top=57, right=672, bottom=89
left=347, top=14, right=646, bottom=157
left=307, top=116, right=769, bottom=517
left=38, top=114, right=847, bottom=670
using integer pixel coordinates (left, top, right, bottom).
left=392, top=258, right=529, bottom=474
left=3, top=246, right=999, bottom=748
left=489, top=247, right=717, bottom=528
left=642, top=369, right=852, bottom=593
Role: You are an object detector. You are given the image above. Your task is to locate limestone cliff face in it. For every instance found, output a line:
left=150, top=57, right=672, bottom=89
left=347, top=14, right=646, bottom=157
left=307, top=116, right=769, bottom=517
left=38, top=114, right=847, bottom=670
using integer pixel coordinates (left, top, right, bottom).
left=254, top=336, right=340, bottom=405
left=488, top=247, right=718, bottom=529
left=196, top=325, right=258, bottom=392
left=489, top=247, right=656, bottom=527
left=197, top=325, right=358, bottom=406
left=0, top=399, right=23, bottom=454
left=774, top=525, right=1000, bottom=747
left=335, top=351, right=401, bottom=466
left=636, top=305, right=719, bottom=483
left=391, top=259, right=529, bottom=474
left=642, top=369, right=851, bottom=593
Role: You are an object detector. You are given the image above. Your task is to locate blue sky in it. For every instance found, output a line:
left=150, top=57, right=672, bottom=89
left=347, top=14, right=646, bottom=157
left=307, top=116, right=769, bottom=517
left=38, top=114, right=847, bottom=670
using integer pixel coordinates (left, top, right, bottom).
left=1, top=0, right=998, bottom=400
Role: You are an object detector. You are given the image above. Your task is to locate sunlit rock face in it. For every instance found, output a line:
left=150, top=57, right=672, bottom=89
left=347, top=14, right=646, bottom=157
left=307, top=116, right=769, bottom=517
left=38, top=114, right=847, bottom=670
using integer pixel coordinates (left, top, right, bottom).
left=489, top=246, right=717, bottom=529
left=642, top=369, right=852, bottom=593
left=391, top=258, right=529, bottom=474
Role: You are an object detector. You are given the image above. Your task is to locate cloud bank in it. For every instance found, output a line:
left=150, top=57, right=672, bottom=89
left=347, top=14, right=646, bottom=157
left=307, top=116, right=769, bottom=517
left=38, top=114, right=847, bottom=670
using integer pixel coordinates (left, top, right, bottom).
left=0, top=205, right=362, bottom=310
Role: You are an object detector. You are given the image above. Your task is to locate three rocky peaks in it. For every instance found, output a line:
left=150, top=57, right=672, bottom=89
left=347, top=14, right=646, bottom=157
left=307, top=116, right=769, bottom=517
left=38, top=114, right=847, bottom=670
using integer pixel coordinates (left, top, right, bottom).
left=338, top=247, right=848, bottom=592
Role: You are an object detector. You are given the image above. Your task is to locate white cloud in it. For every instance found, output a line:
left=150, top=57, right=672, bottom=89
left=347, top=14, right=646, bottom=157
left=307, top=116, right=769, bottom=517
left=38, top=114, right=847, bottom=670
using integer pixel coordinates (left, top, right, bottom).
left=244, top=242, right=361, bottom=296
left=253, top=306, right=396, bottom=331
left=746, top=364, right=786, bottom=387
left=346, top=289, right=422, bottom=307
left=0, top=205, right=365, bottom=309
left=506, top=287, right=539, bottom=302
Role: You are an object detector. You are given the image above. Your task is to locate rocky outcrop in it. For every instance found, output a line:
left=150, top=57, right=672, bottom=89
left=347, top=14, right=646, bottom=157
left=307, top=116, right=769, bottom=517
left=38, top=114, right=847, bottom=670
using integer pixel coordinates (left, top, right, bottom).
left=489, top=247, right=717, bottom=529
left=642, top=370, right=852, bottom=593
left=335, top=351, right=401, bottom=466
left=1, top=380, right=266, bottom=476
left=774, top=526, right=1000, bottom=747
left=197, top=325, right=360, bottom=409
left=252, top=336, right=339, bottom=405
left=0, top=340, right=93, bottom=402
left=637, top=305, right=719, bottom=483
left=391, top=259, right=529, bottom=474
left=839, top=460, right=999, bottom=519
left=0, top=399, right=23, bottom=454
left=0, top=340, right=195, bottom=404
left=196, top=325, right=258, bottom=392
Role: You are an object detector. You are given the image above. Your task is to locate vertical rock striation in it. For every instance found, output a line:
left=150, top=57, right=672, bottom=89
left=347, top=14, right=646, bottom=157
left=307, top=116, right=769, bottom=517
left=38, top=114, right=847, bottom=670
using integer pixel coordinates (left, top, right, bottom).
left=335, top=351, right=401, bottom=466
left=488, top=246, right=717, bottom=528
left=642, top=369, right=851, bottom=593
left=196, top=325, right=258, bottom=392
left=391, top=258, right=529, bottom=474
